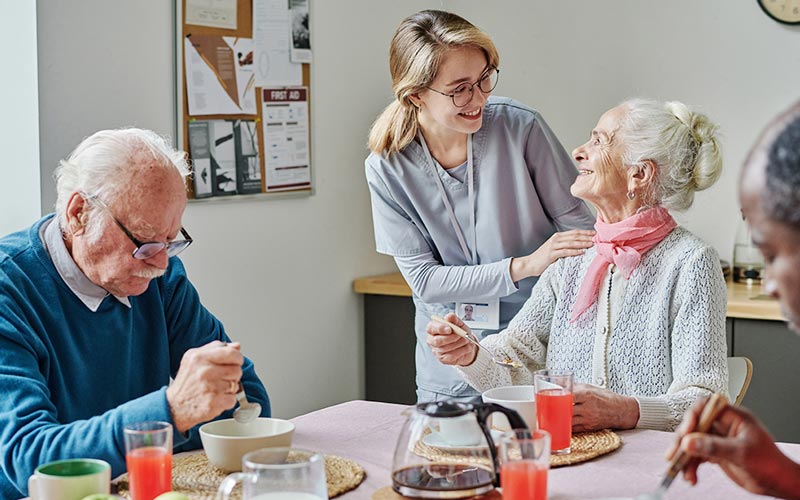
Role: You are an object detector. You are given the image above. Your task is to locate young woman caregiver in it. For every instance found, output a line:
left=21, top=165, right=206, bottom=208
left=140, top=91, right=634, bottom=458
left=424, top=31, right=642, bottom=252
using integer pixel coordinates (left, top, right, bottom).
left=365, top=9, right=595, bottom=402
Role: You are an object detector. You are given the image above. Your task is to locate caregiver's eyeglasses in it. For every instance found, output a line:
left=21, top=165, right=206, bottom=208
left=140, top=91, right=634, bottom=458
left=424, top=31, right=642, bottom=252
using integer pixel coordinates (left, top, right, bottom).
left=426, top=66, right=500, bottom=107
left=83, top=194, right=193, bottom=260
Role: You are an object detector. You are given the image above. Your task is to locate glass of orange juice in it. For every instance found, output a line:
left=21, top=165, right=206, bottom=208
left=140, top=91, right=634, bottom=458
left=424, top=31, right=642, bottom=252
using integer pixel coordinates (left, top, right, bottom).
left=499, top=429, right=550, bottom=500
left=124, top=421, right=173, bottom=500
left=534, top=369, right=574, bottom=454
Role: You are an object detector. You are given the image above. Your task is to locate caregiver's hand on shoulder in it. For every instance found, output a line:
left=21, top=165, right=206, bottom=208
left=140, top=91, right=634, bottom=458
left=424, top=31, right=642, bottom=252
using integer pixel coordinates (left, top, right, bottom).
left=572, top=383, right=639, bottom=432
left=669, top=397, right=800, bottom=498
left=426, top=313, right=478, bottom=367
left=511, top=229, right=595, bottom=280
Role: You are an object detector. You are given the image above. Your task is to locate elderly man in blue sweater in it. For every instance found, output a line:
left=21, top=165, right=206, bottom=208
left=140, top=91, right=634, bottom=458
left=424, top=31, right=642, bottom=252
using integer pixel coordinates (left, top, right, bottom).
left=0, top=128, right=270, bottom=498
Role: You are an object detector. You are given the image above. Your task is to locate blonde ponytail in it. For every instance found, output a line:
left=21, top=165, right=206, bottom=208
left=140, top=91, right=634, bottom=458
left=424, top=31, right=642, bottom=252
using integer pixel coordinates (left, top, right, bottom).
left=368, top=100, right=420, bottom=155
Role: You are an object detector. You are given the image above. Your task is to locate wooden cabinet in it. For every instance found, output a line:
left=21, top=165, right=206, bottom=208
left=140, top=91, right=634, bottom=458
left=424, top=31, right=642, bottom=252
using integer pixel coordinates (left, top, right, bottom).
left=363, top=294, right=416, bottom=405
left=729, top=318, right=800, bottom=443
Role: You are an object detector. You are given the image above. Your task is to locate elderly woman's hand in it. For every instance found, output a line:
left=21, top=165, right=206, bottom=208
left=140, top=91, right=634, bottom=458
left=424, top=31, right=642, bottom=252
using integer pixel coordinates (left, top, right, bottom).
left=572, top=383, right=640, bottom=432
left=511, top=229, right=595, bottom=280
left=426, top=313, right=478, bottom=367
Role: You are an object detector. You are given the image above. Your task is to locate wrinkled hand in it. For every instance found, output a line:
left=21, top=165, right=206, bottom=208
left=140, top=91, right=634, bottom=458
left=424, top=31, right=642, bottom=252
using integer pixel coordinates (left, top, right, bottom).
left=511, top=230, right=595, bottom=280
left=572, top=383, right=639, bottom=432
left=166, top=341, right=244, bottom=433
left=668, top=397, right=800, bottom=497
left=426, top=313, right=478, bottom=367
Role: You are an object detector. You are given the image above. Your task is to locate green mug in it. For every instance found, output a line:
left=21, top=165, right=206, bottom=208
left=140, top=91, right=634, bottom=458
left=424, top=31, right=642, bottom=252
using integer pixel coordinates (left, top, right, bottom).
left=28, top=458, right=111, bottom=500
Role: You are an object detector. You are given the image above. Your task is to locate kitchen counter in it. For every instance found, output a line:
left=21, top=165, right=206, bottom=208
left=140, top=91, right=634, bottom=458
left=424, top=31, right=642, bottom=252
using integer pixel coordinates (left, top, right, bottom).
left=354, top=271, right=783, bottom=321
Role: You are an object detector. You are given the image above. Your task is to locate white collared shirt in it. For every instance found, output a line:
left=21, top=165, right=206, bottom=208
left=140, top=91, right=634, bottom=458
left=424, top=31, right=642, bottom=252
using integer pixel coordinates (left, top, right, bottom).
left=40, top=218, right=131, bottom=312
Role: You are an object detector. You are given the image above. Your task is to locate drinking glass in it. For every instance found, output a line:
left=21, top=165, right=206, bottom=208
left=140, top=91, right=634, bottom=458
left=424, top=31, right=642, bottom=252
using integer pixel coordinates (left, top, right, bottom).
left=533, top=369, right=574, bottom=454
left=499, top=429, right=550, bottom=500
left=123, top=421, right=173, bottom=500
left=217, top=447, right=328, bottom=500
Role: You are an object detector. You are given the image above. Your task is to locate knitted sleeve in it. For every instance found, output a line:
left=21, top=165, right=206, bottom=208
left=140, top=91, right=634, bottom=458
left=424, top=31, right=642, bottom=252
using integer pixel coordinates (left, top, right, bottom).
left=457, top=260, right=560, bottom=390
left=635, top=244, right=729, bottom=431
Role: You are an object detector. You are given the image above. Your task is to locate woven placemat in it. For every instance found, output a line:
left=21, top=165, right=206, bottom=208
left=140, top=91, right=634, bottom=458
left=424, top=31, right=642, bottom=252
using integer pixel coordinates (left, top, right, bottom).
left=551, top=429, right=621, bottom=466
left=372, top=485, right=501, bottom=499
left=115, top=451, right=365, bottom=499
left=413, top=428, right=621, bottom=468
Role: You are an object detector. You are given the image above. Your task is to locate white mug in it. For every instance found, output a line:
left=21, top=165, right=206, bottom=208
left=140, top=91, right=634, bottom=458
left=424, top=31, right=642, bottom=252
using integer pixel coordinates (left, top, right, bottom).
left=481, top=385, right=537, bottom=432
left=434, top=414, right=483, bottom=446
left=28, top=458, right=110, bottom=500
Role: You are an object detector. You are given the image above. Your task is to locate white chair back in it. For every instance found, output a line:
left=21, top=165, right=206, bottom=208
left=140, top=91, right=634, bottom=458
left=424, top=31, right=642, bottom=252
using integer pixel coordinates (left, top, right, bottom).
left=727, top=356, right=753, bottom=406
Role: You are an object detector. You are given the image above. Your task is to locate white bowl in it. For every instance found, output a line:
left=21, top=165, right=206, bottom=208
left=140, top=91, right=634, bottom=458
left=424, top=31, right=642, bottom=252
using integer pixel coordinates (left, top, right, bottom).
left=199, top=417, right=295, bottom=472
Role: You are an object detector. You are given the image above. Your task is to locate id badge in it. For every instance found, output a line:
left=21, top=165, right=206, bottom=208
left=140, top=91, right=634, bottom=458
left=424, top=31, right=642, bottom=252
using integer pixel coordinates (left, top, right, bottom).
left=456, top=299, right=500, bottom=330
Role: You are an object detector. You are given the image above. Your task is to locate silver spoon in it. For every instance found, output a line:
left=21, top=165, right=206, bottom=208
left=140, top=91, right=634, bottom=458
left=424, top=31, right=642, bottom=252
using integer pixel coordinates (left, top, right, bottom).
left=233, top=382, right=261, bottom=423
left=431, top=315, right=521, bottom=369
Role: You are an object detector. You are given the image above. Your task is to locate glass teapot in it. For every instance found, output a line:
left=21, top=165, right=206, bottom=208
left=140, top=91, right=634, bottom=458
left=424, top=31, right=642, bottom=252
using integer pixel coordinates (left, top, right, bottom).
left=391, top=401, right=529, bottom=499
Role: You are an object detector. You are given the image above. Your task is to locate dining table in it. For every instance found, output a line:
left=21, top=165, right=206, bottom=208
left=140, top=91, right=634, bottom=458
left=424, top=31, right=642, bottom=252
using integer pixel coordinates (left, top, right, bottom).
left=292, top=399, right=800, bottom=500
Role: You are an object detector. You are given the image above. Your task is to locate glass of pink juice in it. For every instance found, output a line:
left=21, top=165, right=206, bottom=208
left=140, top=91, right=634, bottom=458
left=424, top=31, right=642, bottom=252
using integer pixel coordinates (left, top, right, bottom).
left=124, top=421, right=173, bottom=500
left=534, top=369, right=574, bottom=454
left=499, top=429, right=550, bottom=500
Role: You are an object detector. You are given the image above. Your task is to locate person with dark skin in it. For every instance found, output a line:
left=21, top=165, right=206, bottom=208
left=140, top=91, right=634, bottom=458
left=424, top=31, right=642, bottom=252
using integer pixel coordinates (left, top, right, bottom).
left=671, top=101, right=800, bottom=499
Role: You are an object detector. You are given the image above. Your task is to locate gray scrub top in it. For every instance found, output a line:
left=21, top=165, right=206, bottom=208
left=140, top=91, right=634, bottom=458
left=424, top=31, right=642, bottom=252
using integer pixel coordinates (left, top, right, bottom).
left=365, top=96, right=594, bottom=401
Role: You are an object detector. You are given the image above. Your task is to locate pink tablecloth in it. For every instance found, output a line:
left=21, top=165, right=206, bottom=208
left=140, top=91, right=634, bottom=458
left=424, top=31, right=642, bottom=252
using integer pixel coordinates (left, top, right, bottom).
left=291, top=400, right=800, bottom=500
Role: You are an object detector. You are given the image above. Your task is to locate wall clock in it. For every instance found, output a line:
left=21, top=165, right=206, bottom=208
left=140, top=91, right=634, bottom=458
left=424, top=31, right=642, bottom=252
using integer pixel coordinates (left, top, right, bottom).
left=758, top=0, right=800, bottom=24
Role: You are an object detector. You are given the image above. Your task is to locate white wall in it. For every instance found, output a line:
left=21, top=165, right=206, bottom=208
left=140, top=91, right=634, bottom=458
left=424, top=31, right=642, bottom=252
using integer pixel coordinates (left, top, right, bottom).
left=34, top=1, right=800, bottom=418
left=453, top=0, right=800, bottom=260
left=1, top=1, right=40, bottom=235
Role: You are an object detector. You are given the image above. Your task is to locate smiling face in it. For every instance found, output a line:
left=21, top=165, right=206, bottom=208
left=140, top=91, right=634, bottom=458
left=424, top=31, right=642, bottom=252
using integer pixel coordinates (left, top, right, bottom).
left=414, top=46, right=491, bottom=140
left=570, top=105, right=635, bottom=221
left=740, top=147, right=800, bottom=333
left=68, top=164, right=187, bottom=298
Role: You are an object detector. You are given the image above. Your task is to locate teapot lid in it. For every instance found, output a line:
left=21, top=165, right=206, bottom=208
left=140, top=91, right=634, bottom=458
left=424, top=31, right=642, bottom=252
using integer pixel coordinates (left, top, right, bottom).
left=416, top=401, right=472, bottom=417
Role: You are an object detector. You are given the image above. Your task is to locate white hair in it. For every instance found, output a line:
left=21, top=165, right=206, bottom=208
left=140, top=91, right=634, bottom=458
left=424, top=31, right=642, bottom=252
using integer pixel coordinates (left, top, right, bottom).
left=54, top=128, right=190, bottom=230
left=619, top=99, right=722, bottom=212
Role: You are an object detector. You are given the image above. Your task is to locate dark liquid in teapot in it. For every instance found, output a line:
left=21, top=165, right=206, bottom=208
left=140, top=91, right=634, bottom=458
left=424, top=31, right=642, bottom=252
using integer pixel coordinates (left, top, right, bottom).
left=393, top=463, right=493, bottom=492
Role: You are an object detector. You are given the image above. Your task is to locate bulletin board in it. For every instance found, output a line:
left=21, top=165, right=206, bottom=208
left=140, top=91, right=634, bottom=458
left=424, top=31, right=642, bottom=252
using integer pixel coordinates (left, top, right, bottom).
left=175, top=0, right=313, bottom=200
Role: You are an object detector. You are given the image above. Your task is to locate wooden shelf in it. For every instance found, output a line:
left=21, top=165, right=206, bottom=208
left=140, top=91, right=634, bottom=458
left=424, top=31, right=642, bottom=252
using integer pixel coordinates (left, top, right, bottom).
left=353, top=272, right=784, bottom=321
left=353, top=272, right=411, bottom=297
left=726, top=278, right=783, bottom=321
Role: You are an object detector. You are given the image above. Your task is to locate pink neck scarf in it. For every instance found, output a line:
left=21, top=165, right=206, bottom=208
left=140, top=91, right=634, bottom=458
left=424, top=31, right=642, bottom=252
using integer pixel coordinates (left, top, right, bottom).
left=570, top=206, right=677, bottom=322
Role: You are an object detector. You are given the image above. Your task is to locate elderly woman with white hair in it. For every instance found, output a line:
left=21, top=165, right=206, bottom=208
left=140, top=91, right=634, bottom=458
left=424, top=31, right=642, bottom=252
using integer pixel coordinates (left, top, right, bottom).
left=427, top=99, right=729, bottom=432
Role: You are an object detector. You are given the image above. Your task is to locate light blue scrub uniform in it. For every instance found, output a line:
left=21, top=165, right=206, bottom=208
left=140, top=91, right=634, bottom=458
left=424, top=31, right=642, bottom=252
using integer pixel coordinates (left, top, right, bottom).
left=365, top=96, right=594, bottom=402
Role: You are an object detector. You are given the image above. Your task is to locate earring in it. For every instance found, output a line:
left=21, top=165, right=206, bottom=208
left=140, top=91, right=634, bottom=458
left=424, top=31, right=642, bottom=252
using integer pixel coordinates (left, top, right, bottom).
left=627, top=190, right=635, bottom=200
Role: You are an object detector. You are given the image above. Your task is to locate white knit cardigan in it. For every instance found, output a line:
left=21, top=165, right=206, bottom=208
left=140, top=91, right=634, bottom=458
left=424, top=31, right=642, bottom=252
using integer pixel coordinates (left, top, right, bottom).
left=458, top=227, right=729, bottom=431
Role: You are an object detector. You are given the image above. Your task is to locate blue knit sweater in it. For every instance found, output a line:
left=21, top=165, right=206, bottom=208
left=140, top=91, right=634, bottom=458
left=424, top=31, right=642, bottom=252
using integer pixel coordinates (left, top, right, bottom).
left=0, top=216, right=271, bottom=498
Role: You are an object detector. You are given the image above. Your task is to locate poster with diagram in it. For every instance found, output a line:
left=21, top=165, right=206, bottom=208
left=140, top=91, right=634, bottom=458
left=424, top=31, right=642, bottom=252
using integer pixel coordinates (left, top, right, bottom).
left=234, top=120, right=262, bottom=194
left=188, top=120, right=238, bottom=197
left=261, top=87, right=311, bottom=191
left=184, top=35, right=256, bottom=116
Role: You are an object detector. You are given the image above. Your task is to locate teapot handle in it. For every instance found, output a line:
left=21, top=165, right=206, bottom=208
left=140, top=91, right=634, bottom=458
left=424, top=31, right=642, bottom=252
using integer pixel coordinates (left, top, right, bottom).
left=473, top=402, right=530, bottom=487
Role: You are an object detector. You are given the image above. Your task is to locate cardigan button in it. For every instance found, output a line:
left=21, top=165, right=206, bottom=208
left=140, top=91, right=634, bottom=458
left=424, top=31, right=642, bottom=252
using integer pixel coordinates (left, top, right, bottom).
left=596, top=376, right=606, bottom=386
